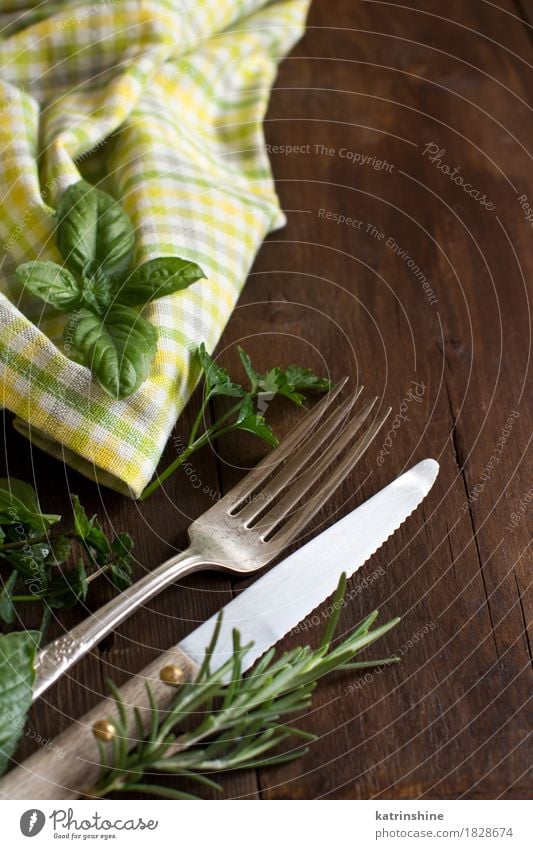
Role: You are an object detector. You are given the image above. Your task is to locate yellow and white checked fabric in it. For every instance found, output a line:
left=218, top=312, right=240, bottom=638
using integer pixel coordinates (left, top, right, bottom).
left=0, top=0, right=310, bottom=497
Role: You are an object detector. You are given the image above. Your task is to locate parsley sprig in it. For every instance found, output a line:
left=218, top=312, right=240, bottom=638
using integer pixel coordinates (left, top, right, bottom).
left=0, top=481, right=134, bottom=635
left=89, top=574, right=400, bottom=799
left=140, top=344, right=330, bottom=499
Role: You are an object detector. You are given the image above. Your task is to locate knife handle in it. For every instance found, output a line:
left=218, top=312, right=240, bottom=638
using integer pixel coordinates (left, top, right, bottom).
left=0, top=646, right=198, bottom=800
left=33, top=547, right=203, bottom=702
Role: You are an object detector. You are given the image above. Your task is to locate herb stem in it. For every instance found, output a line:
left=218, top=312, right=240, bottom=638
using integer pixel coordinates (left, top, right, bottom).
left=0, top=532, right=65, bottom=552
left=186, top=392, right=211, bottom=447
left=139, top=442, right=199, bottom=501
left=139, top=399, right=247, bottom=501
left=10, top=595, right=41, bottom=603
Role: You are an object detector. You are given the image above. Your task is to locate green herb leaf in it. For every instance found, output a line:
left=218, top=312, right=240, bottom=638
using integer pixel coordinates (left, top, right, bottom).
left=94, top=188, right=135, bottom=284
left=56, top=180, right=98, bottom=276
left=234, top=391, right=279, bottom=446
left=79, top=262, right=114, bottom=315
left=140, top=344, right=331, bottom=499
left=283, top=365, right=331, bottom=393
left=238, top=347, right=260, bottom=391
left=3, top=546, right=47, bottom=589
left=70, top=305, right=158, bottom=399
left=235, top=413, right=279, bottom=447
left=71, top=496, right=111, bottom=558
left=0, top=630, right=38, bottom=776
left=15, top=261, right=83, bottom=311
left=116, top=257, right=205, bottom=307
left=0, top=478, right=60, bottom=532
left=0, top=571, right=18, bottom=625
left=46, top=559, right=88, bottom=609
left=109, top=531, right=134, bottom=591
left=89, top=575, right=399, bottom=799
left=48, top=535, right=72, bottom=565
left=197, top=343, right=245, bottom=398
left=57, top=179, right=135, bottom=291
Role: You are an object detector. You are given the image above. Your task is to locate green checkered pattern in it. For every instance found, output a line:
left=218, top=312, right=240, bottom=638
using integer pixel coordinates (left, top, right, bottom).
left=0, top=0, right=309, bottom=496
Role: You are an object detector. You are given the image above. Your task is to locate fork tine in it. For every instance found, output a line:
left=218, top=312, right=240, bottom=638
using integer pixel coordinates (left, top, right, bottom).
left=264, top=405, right=391, bottom=545
left=224, top=377, right=349, bottom=512
left=236, top=387, right=364, bottom=524
left=253, top=395, right=379, bottom=532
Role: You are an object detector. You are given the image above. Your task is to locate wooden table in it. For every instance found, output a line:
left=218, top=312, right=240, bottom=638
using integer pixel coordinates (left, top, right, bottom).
left=3, top=0, right=532, bottom=799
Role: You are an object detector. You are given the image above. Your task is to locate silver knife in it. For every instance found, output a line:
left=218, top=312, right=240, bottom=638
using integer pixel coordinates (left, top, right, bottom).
left=0, top=459, right=438, bottom=800
left=181, top=457, right=439, bottom=673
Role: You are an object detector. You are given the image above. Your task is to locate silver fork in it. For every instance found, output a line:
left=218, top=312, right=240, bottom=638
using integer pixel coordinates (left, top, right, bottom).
left=33, top=380, right=390, bottom=701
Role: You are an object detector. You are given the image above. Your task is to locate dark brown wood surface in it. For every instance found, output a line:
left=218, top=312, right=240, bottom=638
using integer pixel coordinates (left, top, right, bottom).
left=2, top=0, right=532, bottom=799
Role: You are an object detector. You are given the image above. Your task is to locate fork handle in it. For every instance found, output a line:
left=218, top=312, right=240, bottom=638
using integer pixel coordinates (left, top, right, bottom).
left=33, top=546, right=203, bottom=702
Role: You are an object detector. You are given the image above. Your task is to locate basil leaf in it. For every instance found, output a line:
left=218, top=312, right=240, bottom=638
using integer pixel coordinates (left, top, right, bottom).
left=0, top=571, right=18, bottom=625
left=56, top=180, right=98, bottom=275
left=94, top=188, right=135, bottom=283
left=0, top=478, right=60, bottom=531
left=0, top=630, right=38, bottom=776
left=80, top=262, right=114, bottom=315
left=116, top=257, right=205, bottom=306
left=16, top=261, right=83, bottom=311
left=71, top=306, right=158, bottom=399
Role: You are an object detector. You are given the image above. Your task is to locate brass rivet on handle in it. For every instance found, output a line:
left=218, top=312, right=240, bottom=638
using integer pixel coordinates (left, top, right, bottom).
left=92, top=720, right=117, bottom=742
left=159, top=663, right=185, bottom=686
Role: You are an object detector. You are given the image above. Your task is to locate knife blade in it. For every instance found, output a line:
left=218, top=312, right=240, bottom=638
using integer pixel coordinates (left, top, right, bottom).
left=0, top=458, right=438, bottom=800
left=180, top=458, right=439, bottom=673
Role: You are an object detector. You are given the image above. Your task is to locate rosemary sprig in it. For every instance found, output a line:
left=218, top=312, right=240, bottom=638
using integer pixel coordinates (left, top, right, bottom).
left=89, top=575, right=400, bottom=799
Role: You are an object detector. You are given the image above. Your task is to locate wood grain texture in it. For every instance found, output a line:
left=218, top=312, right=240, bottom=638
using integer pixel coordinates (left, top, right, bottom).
left=1, top=0, right=531, bottom=799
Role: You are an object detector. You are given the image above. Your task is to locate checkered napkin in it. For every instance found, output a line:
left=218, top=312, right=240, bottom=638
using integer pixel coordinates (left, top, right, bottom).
left=0, top=0, right=309, bottom=497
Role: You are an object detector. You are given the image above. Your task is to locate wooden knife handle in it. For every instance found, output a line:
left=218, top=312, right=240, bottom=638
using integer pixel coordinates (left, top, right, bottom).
left=0, top=646, right=198, bottom=800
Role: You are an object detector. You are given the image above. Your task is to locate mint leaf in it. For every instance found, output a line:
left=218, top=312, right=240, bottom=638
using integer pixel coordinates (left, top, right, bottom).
left=46, top=559, right=88, bottom=609
left=70, top=305, right=158, bottom=399
left=56, top=180, right=98, bottom=276
left=0, top=630, right=38, bottom=776
left=16, top=261, right=83, bottom=311
left=109, top=532, right=134, bottom=590
left=197, top=343, right=245, bottom=398
left=3, top=546, right=48, bottom=588
left=0, top=572, right=18, bottom=625
left=94, top=188, right=135, bottom=284
left=71, top=495, right=111, bottom=558
left=116, top=257, right=205, bottom=307
left=80, top=261, right=114, bottom=315
left=0, top=478, right=60, bottom=532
